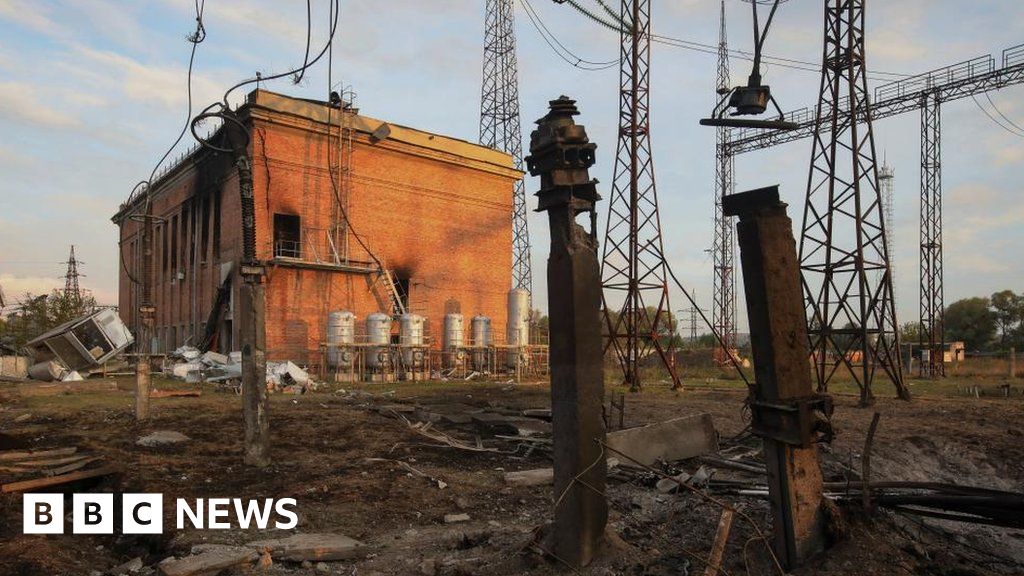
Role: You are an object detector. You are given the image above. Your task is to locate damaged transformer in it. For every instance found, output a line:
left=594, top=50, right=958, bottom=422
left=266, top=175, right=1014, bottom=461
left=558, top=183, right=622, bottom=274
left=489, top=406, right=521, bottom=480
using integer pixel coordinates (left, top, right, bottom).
left=526, top=96, right=606, bottom=568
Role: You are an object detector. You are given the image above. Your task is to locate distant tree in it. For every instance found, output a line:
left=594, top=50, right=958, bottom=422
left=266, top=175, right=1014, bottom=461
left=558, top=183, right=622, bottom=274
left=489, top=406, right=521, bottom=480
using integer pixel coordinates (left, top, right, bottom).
left=696, top=333, right=717, bottom=347
left=0, top=290, right=97, bottom=350
left=990, top=290, right=1024, bottom=349
left=899, top=321, right=921, bottom=344
left=945, top=297, right=996, bottom=351
left=601, top=306, right=682, bottom=350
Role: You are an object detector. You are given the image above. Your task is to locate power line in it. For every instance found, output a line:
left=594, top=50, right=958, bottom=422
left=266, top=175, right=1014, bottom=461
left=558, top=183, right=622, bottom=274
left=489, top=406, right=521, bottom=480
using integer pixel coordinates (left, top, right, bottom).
left=291, top=0, right=313, bottom=85
left=971, top=94, right=1024, bottom=138
left=118, top=0, right=208, bottom=288
left=985, top=92, right=1024, bottom=135
left=219, top=0, right=340, bottom=107
left=519, top=0, right=618, bottom=70
left=542, top=0, right=911, bottom=81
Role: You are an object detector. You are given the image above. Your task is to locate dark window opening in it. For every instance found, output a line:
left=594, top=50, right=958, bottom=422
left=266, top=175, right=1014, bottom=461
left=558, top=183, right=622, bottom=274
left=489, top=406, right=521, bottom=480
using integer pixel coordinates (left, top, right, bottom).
left=183, top=200, right=194, bottom=267
left=200, top=195, right=210, bottom=262
left=212, top=189, right=222, bottom=259
left=161, top=224, right=168, bottom=275
left=170, top=214, right=179, bottom=274
left=392, top=274, right=410, bottom=312
left=274, top=213, right=302, bottom=258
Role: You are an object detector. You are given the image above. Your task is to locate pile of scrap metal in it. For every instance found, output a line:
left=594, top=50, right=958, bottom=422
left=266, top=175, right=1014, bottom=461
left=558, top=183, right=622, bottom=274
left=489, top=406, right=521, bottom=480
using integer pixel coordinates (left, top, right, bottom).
left=164, top=346, right=316, bottom=393
left=18, top=309, right=134, bottom=382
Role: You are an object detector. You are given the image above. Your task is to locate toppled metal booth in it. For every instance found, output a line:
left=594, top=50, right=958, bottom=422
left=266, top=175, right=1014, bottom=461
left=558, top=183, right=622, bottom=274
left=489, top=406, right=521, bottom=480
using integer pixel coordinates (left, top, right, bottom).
left=25, top=308, right=134, bottom=375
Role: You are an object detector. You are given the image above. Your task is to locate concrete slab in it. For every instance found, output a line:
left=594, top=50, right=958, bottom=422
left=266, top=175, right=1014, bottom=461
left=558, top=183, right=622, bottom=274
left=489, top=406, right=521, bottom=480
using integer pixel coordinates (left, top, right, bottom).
left=521, top=408, right=552, bottom=421
left=247, top=533, right=367, bottom=562
left=136, top=431, right=191, bottom=447
left=605, top=413, right=718, bottom=467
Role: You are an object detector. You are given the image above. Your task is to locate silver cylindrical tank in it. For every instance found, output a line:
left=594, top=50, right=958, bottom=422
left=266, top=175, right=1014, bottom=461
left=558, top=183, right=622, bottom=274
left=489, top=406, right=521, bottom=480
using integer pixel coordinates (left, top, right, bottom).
left=471, top=315, right=492, bottom=371
left=443, top=313, right=465, bottom=368
left=366, top=313, right=392, bottom=369
left=327, top=311, right=356, bottom=368
left=399, top=313, right=426, bottom=368
left=506, top=289, right=531, bottom=369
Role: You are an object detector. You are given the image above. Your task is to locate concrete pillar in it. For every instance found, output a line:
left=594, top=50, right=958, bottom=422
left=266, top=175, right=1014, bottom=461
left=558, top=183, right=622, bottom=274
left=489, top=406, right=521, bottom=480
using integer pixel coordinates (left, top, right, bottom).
left=527, top=96, right=607, bottom=568
left=724, top=186, right=829, bottom=569
left=239, top=276, right=269, bottom=467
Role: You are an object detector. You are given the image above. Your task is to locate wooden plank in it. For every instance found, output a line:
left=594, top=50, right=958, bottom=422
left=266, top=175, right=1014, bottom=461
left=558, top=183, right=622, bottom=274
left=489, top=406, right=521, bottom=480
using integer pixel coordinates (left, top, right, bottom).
left=11, top=454, right=92, bottom=468
left=151, top=389, right=201, bottom=398
left=1, top=465, right=117, bottom=493
left=45, top=457, right=103, bottom=477
left=703, top=509, right=734, bottom=576
left=0, top=447, right=77, bottom=462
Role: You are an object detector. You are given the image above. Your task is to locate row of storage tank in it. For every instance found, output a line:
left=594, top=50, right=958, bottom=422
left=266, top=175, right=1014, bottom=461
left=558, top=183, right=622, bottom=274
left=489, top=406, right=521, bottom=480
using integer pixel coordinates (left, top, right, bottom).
left=326, top=288, right=531, bottom=372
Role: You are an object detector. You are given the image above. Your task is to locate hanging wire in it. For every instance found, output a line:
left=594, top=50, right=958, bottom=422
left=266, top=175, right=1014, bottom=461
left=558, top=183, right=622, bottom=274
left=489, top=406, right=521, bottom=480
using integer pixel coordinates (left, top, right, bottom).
left=292, top=0, right=313, bottom=85
left=971, top=94, right=1024, bottom=138
left=519, top=0, right=618, bottom=71
left=536, top=0, right=912, bottom=81
left=118, top=0, right=207, bottom=288
left=323, top=0, right=386, bottom=272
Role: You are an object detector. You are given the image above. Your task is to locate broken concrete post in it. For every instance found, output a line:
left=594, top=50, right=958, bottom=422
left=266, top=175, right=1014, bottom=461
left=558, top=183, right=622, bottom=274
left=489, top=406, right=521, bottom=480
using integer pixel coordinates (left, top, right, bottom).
left=136, top=191, right=155, bottom=421
left=135, top=309, right=152, bottom=422
left=239, top=270, right=269, bottom=467
left=724, top=186, right=831, bottom=569
left=526, top=95, right=607, bottom=568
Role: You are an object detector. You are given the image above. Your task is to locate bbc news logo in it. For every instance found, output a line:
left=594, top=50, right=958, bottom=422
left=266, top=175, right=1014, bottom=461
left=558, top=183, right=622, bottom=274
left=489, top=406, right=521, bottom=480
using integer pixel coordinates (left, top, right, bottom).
left=23, top=494, right=298, bottom=534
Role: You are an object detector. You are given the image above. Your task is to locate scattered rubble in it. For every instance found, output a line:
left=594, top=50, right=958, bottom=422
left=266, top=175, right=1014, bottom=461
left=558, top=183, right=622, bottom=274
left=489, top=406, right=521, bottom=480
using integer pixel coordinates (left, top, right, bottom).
left=157, top=544, right=257, bottom=576
left=109, top=556, right=144, bottom=575
left=444, top=513, right=471, bottom=524
left=247, top=533, right=367, bottom=562
left=163, top=346, right=318, bottom=393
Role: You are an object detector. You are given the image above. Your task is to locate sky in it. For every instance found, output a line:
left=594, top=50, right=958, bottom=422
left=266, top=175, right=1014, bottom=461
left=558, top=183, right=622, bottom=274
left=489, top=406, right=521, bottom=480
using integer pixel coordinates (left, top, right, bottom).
left=0, top=0, right=1022, bottom=335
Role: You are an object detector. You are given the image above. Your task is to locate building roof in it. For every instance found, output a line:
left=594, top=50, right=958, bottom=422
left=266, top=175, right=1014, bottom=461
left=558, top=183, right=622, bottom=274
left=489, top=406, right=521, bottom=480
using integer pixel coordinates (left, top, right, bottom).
left=247, top=90, right=517, bottom=171
left=113, top=89, right=521, bottom=222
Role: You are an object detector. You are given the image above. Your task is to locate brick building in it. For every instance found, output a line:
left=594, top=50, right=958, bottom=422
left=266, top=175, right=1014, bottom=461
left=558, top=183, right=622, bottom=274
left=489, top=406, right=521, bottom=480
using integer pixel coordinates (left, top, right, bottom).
left=113, top=90, right=520, bottom=363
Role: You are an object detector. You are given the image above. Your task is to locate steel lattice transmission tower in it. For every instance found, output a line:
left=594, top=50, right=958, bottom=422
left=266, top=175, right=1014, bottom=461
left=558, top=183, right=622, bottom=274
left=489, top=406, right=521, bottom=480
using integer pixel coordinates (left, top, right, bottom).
left=878, top=161, right=895, bottom=286
left=601, top=0, right=681, bottom=391
left=480, top=0, right=532, bottom=294
left=712, top=0, right=738, bottom=364
left=63, top=245, right=84, bottom=307
left=800, top=0, right=909, bottom=405
left=919, top=93, right=944, bottom=377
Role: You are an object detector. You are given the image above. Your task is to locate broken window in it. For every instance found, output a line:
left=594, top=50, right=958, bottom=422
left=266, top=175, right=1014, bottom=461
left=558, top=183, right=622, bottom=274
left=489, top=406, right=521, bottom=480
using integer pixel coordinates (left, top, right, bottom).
left=274, top=213, right=302, bottom=258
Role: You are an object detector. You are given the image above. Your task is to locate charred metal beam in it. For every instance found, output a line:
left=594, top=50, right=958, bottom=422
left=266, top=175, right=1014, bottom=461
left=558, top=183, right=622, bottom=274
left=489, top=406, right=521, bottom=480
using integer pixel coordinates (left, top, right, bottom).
left=725, top=186, right=830, bottom=569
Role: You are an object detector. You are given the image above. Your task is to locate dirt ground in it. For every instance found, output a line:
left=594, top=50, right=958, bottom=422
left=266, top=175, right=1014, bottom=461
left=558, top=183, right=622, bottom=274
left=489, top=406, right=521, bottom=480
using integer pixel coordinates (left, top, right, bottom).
left=0, top=375, right=1022, bottom=576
